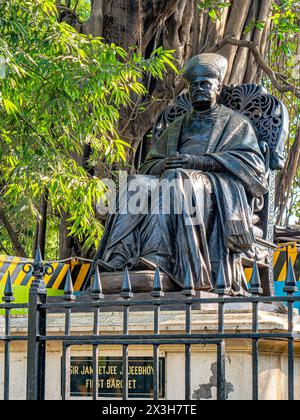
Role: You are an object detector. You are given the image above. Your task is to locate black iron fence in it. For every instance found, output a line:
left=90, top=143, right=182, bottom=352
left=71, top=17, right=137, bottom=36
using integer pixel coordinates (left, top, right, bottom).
left=1, top=248, right=300, bottom=401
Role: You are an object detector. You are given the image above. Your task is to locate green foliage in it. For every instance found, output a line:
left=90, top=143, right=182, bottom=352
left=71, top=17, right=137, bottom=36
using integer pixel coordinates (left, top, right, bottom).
left=243, top=19, right=266, bottom=35
left=0, top=0, right=176, bottom=257
left=197, top=0, right=230, bottom=22
left=271, top=1, right=300, bottom=57
left=69, top=0, right=91, bottom=22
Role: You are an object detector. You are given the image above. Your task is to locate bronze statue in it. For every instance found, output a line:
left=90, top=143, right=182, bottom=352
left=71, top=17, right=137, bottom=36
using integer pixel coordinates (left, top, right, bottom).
left=91, top=53, right=269, bottom=295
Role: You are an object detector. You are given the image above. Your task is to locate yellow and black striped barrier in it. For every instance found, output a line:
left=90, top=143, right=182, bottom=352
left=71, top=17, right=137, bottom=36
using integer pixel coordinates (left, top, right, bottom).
left=273, top=243, right=300, bottom=281
left=0, top=255, right=91, bottom=292
left=244, top=243, right=300, bottom=283
left=1, top=244, right=300, bottom=293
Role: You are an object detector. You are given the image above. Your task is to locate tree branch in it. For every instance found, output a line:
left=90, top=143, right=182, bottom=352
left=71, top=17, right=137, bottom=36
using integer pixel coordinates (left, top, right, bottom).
left=141, top=1, right=179, bottom=55
left=0, top=207, right=27, bottom=258
left=212, top=36, right=300, bottom=99
left=73, top=0, right=80, bottom=12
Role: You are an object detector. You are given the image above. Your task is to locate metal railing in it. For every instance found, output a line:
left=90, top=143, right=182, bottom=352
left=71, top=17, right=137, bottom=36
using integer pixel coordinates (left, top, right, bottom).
left=0, top=248, right=300, bottom=401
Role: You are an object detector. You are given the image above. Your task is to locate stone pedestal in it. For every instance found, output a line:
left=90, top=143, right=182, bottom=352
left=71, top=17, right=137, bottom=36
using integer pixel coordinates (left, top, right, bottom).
left=0, top=306, right=300, bottom=400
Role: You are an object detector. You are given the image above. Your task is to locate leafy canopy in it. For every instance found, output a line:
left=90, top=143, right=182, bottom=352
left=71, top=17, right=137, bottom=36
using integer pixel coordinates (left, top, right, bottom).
left=64, top=0, right=92, bottom=22
left=0, top=0, right=176, bottom=256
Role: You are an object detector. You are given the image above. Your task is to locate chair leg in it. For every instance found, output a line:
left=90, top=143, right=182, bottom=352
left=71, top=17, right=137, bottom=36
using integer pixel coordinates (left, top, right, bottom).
left=259, top=264, right=275, bottom=297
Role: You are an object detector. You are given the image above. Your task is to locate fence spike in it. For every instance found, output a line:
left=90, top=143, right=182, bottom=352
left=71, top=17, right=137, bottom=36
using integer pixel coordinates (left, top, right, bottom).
left=32, top=246, right=44, bottom=278
left=153, top=267, right=162, bottom=291
left=64, top=269, right=75, bottom=301
left=2, top=272, right=14, bottom=303
left=249, top=260, right=263, bottom=296
left=183, top=265, right=196, bottom=297
left=284, top=258, right=298, bottom=295
left=91, top=267, right=104, bottom=300
left=120, top=266, right=133, bottom=299
left=27, top=246, right=46, bottom=295
left=215, top=261, right=227, bottom=295
left=151, top=266, right=164, bottom=298
left=34, top=246, right=43, bottom=265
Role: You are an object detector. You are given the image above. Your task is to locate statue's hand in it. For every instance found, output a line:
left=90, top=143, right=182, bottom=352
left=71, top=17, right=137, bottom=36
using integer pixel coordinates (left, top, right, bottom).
left=165, top=154, right=208, bottom=171
left=149, top=154, right=191, bottom=176
left=165, top=153, right=191, bottom=170
left=153, top=155, right=225, bottom=174
left=189, top=156, right=225, bottom=172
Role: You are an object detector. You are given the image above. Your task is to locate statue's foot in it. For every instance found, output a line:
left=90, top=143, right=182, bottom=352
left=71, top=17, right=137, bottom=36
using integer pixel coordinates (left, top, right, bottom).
left=95, top=259, right=119, bottom=272
left=134, top=257, right=157, bottom=271
left=96, top=256, right=159, bottom=273
left=96, top=257, right=157, bottom=273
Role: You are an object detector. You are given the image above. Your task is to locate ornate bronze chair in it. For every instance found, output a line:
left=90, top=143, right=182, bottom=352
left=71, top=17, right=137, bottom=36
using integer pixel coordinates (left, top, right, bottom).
left=141, top=84, right=289, bottom=296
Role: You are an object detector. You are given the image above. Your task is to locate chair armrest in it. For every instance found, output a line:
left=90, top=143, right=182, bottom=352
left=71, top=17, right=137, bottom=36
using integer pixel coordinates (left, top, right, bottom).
left=254, top=237, right=279, bottom=250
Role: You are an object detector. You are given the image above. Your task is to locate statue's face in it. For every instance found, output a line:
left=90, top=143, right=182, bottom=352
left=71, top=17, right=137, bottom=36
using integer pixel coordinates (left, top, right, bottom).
left=189, top=77, right=222, bottom=110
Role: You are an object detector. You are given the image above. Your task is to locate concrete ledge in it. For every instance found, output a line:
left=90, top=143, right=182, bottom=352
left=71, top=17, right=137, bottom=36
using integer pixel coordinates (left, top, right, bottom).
left=1, top=307, right=299, bottom=334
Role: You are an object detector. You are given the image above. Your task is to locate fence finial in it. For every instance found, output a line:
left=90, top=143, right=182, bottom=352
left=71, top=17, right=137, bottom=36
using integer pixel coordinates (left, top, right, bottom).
left=64, top=269, right=75, bottom=301
left=121, top=266, right=133, bottom=299
left=3, top=272, right=14, bottom=303
left=24, top=246, right=47, bottom=294
left=151, top=266, right=164, bottom=298
left=34, top=246, right=43, bottom=265
left=91, top=267, right=104, bottom=300
left=249, top=260, right=263, bottom=295
left=284, top=258, right=298, bottom=295
left=215, top=261, right=227, bottom=296
left=183, top=265, right=196, bottom=297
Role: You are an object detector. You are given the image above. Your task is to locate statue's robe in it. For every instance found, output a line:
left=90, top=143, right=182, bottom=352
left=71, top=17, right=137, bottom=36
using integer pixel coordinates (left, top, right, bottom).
left=93, top=105, right=268, bottom=295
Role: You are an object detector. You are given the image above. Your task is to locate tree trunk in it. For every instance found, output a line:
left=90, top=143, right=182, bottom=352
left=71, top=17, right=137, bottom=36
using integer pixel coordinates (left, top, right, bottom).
left=36, top=190, right=49, bottom=259
left=59, top=212, right=74, bottom=260
left=0, top=207, right=27, bottom=258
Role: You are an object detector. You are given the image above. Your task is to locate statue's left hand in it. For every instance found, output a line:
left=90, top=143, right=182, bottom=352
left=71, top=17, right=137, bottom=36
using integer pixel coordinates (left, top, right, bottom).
left=164, top=154, right=225, bottom=172
left=165, top=153, right=191, bottom=169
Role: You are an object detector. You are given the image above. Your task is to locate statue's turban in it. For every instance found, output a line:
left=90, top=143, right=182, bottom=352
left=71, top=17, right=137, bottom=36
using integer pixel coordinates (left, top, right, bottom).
left=183, top=53, right=228, bottom=83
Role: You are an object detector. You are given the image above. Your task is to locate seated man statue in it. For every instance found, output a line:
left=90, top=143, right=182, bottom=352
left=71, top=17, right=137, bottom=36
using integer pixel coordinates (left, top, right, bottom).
left=92, top=53, right=269, bottom=296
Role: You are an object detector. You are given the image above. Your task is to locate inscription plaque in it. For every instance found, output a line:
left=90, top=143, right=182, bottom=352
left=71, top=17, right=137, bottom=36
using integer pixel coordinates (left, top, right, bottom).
left=69, top=357, right=165, bottom=399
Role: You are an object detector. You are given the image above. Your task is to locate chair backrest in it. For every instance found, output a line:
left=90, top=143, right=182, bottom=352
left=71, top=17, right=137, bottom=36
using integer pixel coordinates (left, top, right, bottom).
left=152, top=84, right=289, bottom=171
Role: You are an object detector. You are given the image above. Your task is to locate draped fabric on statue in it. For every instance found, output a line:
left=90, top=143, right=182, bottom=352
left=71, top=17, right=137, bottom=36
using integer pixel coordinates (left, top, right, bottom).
left=141, top=106, right=268, bottom=197
left=92, top=106, right=268, bottom=295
